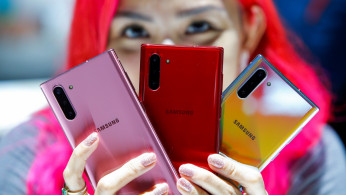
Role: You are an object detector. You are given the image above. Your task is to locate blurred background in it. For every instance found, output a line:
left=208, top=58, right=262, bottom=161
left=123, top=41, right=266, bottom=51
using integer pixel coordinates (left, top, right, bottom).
left=0, top=0, right=345, bottom=145
left=0, top=0, right=74, bottom=137
left=274, top=0, right=346, bottom=145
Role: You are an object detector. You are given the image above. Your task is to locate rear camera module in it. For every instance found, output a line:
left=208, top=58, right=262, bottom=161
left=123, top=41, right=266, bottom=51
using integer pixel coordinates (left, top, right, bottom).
left=53, top=86, right=76, bottom=120
left=237, top=69, right=267, bottom=98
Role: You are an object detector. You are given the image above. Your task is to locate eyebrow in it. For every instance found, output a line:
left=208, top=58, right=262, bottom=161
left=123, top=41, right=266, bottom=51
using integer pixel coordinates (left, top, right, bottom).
left=177, top=5, right=225, bottom=17
left=116, top=11, right=152, bottom=22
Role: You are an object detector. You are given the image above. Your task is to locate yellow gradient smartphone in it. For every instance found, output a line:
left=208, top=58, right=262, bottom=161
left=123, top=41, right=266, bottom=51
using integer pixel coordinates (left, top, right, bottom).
left=220, top=55, right=319, bottom=171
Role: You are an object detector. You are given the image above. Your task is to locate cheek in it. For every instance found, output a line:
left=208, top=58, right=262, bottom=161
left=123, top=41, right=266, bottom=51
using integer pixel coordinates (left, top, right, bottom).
left=212, top=29, right=242, bottom=90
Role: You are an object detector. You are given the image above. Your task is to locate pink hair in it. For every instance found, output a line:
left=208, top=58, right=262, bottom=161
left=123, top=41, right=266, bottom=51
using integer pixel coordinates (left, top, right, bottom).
left=27, top=0, right=331, bottom=194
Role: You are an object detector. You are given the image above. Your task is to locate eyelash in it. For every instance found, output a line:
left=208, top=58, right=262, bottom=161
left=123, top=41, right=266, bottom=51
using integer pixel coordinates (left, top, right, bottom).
left=121, top=24, right=149, bottom=39
left=185, top=21, right=215, bottom=35
left=120, top=20, right=217, bottom=40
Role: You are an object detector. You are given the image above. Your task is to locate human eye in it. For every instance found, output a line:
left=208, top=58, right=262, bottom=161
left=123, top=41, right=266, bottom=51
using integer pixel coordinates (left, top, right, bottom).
left=121, top=24, right=149, bottom=38
left=185, top=21, right=213, bottom=35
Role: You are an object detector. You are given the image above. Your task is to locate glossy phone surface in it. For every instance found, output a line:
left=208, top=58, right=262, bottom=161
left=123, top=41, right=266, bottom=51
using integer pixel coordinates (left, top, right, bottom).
left=139, top=44, right=223, bottom=171
left=41, top=50, right=179, bottom=194
left=221, top=55, right=319, bottom=171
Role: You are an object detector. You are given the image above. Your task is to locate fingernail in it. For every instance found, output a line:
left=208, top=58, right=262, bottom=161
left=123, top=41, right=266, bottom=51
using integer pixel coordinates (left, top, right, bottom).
left=179, top=165, right=194, bottom=177
left=208, top=155, right=225, bottom=168
left=153, top=183, right=169, bottom=195
left=177, top=178, right=193, bottom=192
left=83, top=132, right=98, bottom=146
left=141, top=153, right=157, bottom=167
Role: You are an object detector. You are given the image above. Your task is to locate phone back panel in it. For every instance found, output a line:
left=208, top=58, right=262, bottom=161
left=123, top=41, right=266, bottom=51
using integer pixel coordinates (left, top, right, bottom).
left=221, top=55, right=319, bottom=171
left=41, top=50, right=179, bottom=194
left=139, top=44, right=223, bottom=171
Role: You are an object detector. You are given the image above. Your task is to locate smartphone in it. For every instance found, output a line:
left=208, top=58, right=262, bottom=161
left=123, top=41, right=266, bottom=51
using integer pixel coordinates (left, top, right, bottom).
left=40, top=49, right=179, bottom=194
left=220, top=55, right=319, bottom=171
left=139, top=44, right=223, bottom=171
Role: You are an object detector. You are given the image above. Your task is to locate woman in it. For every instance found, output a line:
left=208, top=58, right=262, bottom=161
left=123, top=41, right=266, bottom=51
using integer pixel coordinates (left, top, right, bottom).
left=0, top=0, right=345, bottom=194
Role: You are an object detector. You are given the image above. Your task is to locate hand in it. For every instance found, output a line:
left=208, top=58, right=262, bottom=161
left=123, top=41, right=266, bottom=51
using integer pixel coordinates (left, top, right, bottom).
left=176, top=154, right=267, bottom=195
left=63, top=132, right=169, bottom=195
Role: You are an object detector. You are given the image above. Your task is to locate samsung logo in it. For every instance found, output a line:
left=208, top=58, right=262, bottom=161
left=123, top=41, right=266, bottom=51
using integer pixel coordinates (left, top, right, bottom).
left=233, top=119, right=256, bottom=140
left=166, top=109, right=193, bottom=116
left=96, top=118, right=120, bottom=132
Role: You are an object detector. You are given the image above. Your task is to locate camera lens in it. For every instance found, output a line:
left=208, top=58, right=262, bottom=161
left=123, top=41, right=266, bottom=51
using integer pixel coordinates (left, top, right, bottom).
left=149, top=54, right=161, bottom=90
left=256, top=69, right=266, bottom=79
left=238, top=88, right=247, bottom=98
left=54, top=87, right=62, bottom=96
left=152, top=56, right=158, bottom=63
left=257, top=71, right=263, bottom=77
left=68, top=111, right=74, bottom=117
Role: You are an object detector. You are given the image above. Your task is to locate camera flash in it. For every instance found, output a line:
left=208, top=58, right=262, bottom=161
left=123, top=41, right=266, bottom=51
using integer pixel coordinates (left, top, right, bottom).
left=69, top=85, right=73, bottom=90
left=267, top=82, right=271, bottom=86
left=166, top=59, right=170, bottom=64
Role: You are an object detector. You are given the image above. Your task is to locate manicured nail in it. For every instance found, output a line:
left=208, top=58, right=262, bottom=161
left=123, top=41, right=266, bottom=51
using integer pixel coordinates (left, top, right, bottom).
left=153, top=183, right=169, bottom=195
left=177, top=178, right=193, bottom=192
left=208, top=155, right=225, bottom=168
left=83, top=132, right=98, bottom=146
left=141, top=153, right=157, bottom=167
left=179, top=165, right=194, bottom=177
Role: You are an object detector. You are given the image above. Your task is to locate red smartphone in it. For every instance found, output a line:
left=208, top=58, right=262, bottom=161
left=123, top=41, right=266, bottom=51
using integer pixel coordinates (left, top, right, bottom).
left=41, top=49, right=179, bottom=194
left=139, top=44, right=223, bottom=171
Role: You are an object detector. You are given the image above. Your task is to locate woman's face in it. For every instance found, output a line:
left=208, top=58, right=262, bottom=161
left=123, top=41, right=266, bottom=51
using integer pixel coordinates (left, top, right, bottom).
left=107, top=0, right=245, bottom=92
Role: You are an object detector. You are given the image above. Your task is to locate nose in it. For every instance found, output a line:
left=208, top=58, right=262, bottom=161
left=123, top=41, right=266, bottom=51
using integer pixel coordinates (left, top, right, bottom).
left=161, top=38, right=175, bottom=45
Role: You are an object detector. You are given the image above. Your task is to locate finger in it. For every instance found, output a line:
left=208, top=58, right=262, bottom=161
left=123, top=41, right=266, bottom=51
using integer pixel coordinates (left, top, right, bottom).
left=208, top=154, right=267, bottom=195
left=95, top=152, right=157, bottom=195
left=141, top=183, right=169, bottom=195
left=179, top=164, right=242, bottom=195
left=63, top=132, right=99, bottom=191
left=177, top=178, right=208, bottom=195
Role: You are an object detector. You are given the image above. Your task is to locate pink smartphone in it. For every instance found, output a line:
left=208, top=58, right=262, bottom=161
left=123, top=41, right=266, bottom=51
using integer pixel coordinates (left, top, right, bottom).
left=40, top=49, right=179, bottom=194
